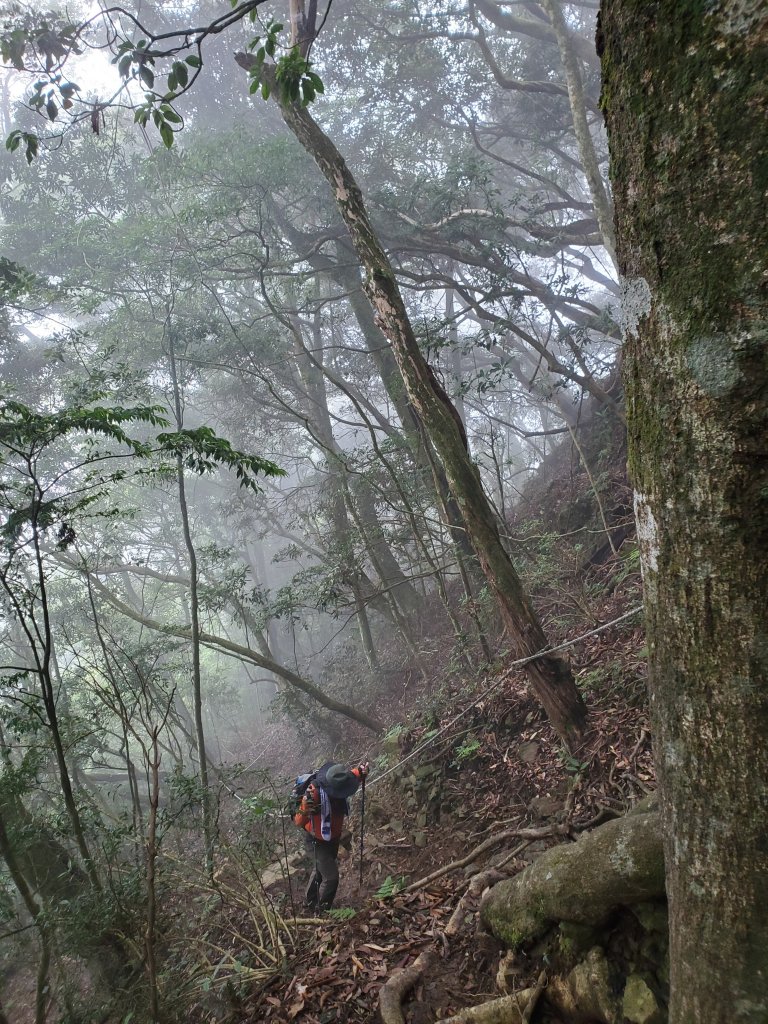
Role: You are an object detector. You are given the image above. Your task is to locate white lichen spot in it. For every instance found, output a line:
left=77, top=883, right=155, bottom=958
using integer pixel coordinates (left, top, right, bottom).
left=633, top=491, right=659, bottom=577
left=708, top=0, right=765, bottom=35
left=671, top=833, right=688, bottom=864
left=609, top=833, right=636, bottom=876
left=664, top=739, right=685, bottom=769
left=687, top=334, right=742, bottom=397
left=619, top=277, right=652, bottom=340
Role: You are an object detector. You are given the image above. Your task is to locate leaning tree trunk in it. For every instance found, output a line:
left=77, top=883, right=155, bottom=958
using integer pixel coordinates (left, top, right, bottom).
left=600, top=5, right=768, bottom=1022
left=238, top=58, right=587, bottom=746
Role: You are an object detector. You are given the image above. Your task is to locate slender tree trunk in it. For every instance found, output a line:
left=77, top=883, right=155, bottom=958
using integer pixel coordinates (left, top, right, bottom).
left=351, top=477, right=421, bottom=618
left=144, top=726, right=161, bottom=1023
left=351, top=578, right=379, bottom=672
left=333, top=250, right=426, bottom=440
left=252, top=74, right=586, bottom=744
left=83, top=573, right=146, bottom=836
left=166, top=331, right=213, bottom=875
left=600, top=5, right=768, bottom=1021
left=540, top=0, right=617, bottom=268
left=288, top=294, right=421, bottom=621
left=335, top=249, right=484, bottom=578
left=26, top=517, right=101, bottom=891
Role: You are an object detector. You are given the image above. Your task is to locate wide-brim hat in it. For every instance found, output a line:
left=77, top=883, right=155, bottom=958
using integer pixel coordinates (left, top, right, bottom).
left=323, top=763, right=360, bottom=799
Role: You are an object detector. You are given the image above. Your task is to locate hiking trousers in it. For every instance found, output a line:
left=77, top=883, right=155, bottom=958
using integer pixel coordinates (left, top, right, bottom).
left=304, top=835, right=340, bottom=910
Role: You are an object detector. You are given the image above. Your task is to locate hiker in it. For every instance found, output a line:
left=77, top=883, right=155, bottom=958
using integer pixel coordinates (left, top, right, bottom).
left=294, top=761, right=369, bottom=910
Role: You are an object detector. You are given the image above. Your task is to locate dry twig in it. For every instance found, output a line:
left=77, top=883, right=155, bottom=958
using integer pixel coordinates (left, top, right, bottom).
left=404, top=826, right=562, bottom=893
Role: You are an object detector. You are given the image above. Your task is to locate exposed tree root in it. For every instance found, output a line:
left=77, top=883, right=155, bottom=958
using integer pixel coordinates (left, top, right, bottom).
left=404, top=825, right=564, bottom=893
left=439, top=987, right=539, bottom=1024
left=480, top=807, right=663, bottom=948
left=377, top=948, right=438, bottom=1024
left=379, top=863, right=512, bottom=1024
left=521, top=970, right=547, bottom=1023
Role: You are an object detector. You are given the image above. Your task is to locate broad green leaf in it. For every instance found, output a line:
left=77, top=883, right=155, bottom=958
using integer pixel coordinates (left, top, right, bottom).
left=172, top=61, right=189, bottom=88
left=159, top=121, right=174, bottom=149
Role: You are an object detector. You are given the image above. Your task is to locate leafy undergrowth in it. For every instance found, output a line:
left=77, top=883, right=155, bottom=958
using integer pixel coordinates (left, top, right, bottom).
left=184, top=545, right=652, bottom=1024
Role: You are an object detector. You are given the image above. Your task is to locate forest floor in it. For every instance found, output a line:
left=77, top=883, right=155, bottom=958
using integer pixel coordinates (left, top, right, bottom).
left=199, top=549, right=651, bottom=1024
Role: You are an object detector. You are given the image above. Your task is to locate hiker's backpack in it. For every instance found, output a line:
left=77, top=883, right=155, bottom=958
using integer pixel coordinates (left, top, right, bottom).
left=289, top=770, right=317, bottom=815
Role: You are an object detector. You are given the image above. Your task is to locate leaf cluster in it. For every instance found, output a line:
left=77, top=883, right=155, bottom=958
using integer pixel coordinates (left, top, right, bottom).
left=0, top=398, right=168, bottom=456
left=0, top=400, right=285, bottom=552
left=114, top=38, right=201, bottom=149
left=155, top=427, right=285, bottom=491
left=0, top=8, right=80, bottom=72
left=374, top=875, right=408, bottom=900
left=0, top=257, right=35, bottom=300
left=245, top=20, right=324, bottom=106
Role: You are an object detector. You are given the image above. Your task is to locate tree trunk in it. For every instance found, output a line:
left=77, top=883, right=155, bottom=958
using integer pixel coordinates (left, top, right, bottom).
left=0, top=811, right=51, bottom=1024
left=286, top=295, right=421, bottom=621
left=167, top=331, right=214, bottom=876
left=248, top=62, right=587, bottom=745
left=599, top=5, right=768, bottom=1021
left=351, top=476, right=421, bottom=619
left=540, top=0, right=617, bottom=268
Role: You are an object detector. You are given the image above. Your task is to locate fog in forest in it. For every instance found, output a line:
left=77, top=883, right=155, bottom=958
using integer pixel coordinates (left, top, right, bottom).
left=0, top=1, right=638, bottom=1018
left=1, top=0, right=617, bottom=764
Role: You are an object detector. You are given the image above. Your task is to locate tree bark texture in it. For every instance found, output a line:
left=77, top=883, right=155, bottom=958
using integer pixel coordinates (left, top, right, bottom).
left=262, top=70, right=587, bottom=745
left=600, top=5, right=768, bottom=1021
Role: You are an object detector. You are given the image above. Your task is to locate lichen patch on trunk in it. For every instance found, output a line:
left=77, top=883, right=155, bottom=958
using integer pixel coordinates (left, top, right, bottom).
left=686, top=333, right=744, bottom=396
left=633, top=491, right=659, bottom=578
left=619, top=277, right=652, bottom=340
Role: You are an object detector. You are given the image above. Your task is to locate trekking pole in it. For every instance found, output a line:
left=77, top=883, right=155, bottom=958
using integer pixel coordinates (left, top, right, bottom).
left=309, top=812, right=320, bottom=913
left=358, top=774, right=366, bottom=887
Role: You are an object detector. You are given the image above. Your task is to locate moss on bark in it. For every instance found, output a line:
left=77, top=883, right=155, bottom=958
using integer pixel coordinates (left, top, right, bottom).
left=480, top=810, right=664, bottom=949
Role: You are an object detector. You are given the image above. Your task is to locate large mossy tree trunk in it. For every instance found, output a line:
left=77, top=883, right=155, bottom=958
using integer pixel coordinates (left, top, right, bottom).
left=599, top=5, right=768, bottom=1021
left=239, top=60, right=588, bottom=746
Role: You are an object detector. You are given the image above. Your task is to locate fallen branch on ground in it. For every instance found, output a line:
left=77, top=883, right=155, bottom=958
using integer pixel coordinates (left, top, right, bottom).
left=440, top=865, right=508, bottom=959
left=492, top=840, right=535, bottom=871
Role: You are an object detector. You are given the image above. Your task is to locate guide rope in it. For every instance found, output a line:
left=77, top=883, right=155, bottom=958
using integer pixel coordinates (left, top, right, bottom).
left=365, top=604, right=644, bottom=789
left=226, top=603, right=644, bottom=805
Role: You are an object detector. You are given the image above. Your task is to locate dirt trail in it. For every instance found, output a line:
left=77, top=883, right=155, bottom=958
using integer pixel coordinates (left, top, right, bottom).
left=242, top=593, right=651, bottom=1024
